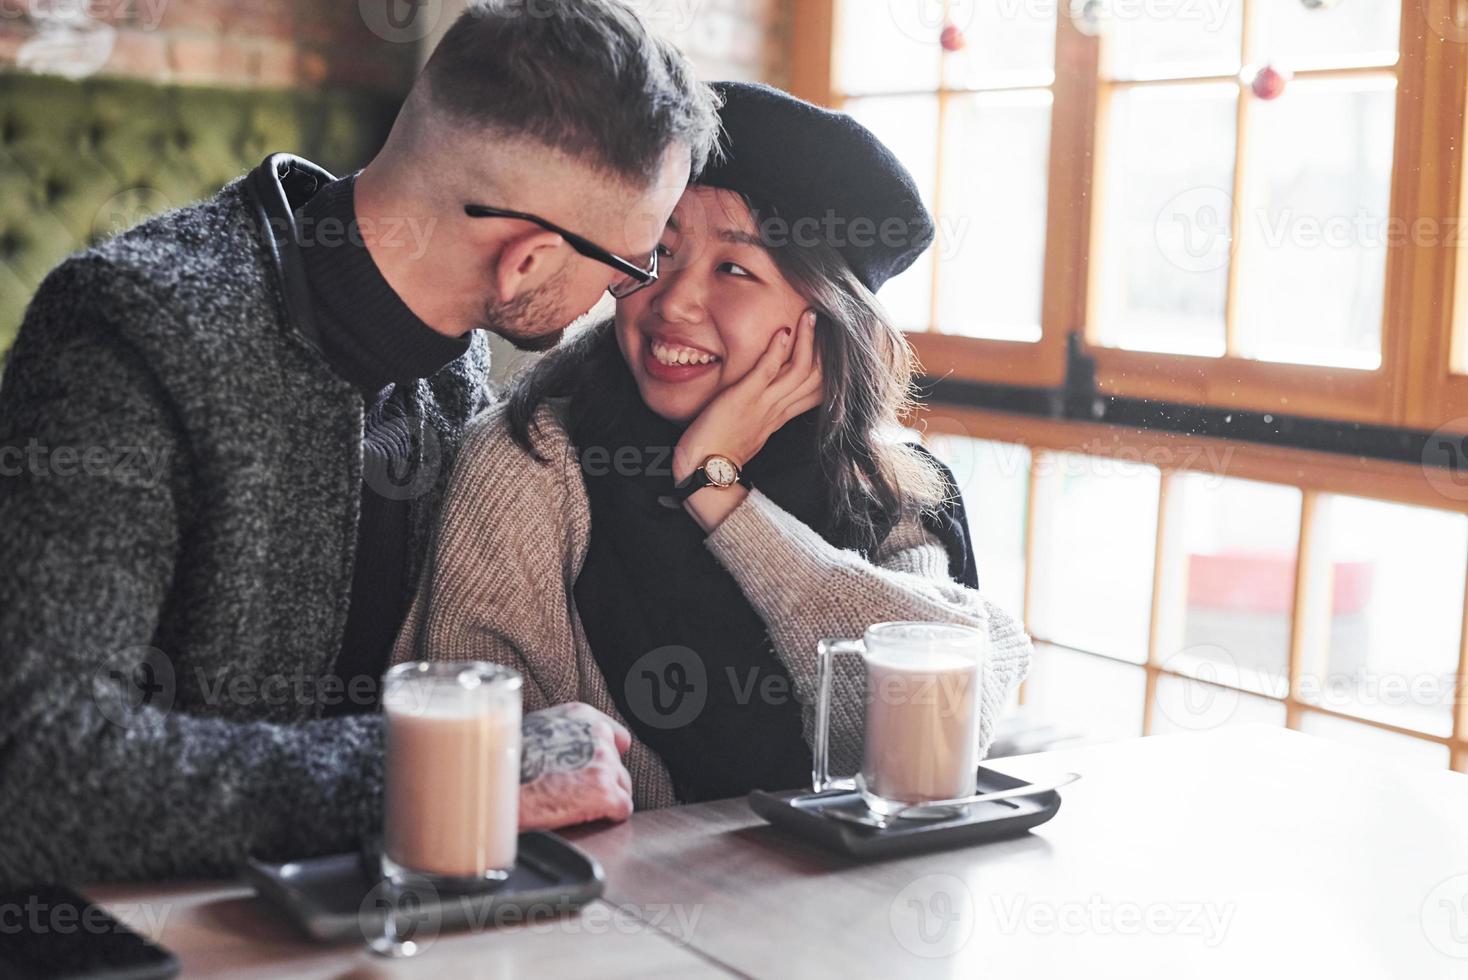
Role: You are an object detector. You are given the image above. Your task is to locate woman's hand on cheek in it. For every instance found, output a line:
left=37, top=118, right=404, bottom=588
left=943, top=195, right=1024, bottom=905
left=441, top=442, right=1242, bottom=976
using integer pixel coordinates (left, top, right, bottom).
left=672, top=308, right=823, bottom=484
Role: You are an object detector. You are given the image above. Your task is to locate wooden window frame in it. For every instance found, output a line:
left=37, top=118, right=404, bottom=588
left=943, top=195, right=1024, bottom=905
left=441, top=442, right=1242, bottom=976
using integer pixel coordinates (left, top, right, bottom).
left=1415, top=15, right=1468, bottom=434
left=793, top=0, right=1080, bottom=389
left=793, top=0, right=1454, bottom=426
left=797, top=1, right=1468, bottom=769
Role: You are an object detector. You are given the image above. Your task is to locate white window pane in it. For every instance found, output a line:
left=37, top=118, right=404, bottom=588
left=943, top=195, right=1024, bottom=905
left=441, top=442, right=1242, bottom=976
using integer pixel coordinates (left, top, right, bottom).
left=1234, top=78, right=1395, bottom=369
left=1174, top=475, right=1302, bottom=689
left=1096, top=83, right=1237, bottom=356
left=1255, top=0, right=1401, bottom=71
left=1308, top=496, right=1468, bottom=738
left=922, top=432, right=1030, bottom=616
left=1032, top=454, right=1161, bottom=663
left=1149, top=674, right=1287, bottom=735
left=834, top=0, right=942, bottom=95
left=945, top=0, right=1057, bottom=88
left=844, top=95, right=938, bottom=330
left=936, top=91, right=1051, bottom=341
left=1102, top=0, right=1244, bottom=79
left=880, top=247, right=935, bottom=331
left=1022, top=644, right=1147, bottom=745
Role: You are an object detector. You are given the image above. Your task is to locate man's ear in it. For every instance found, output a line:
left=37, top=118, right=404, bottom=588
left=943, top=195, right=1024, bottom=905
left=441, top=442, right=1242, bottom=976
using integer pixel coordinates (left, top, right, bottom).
left=491, top=227, right=566, bottom=302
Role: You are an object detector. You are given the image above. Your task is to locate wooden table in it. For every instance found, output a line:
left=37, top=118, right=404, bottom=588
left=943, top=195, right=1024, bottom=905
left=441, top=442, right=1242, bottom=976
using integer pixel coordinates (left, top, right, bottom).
left=87, top=727, right=1468, bottom=978
left=78, top=878, right=727, bottom=979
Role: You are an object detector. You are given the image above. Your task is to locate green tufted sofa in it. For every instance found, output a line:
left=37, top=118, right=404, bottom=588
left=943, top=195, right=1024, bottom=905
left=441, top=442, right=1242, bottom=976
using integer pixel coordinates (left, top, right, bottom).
left=0, top=72, right=401, bottom=355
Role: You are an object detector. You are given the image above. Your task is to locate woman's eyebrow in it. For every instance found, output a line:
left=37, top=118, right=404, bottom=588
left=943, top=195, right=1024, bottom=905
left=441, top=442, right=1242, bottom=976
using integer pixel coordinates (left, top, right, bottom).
left=716, top=228, right=766, bottom=248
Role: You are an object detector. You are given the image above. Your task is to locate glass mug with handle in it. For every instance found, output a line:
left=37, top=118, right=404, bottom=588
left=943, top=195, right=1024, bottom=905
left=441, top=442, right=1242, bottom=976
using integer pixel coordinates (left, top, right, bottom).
left=813, top=622, right=986, bottom=818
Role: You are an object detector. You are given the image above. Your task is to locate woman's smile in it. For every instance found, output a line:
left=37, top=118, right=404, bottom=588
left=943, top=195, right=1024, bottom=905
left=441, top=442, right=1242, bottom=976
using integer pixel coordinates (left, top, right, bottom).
left=638, top=329, right=724, bottom=384
left=649, top=339, right=719, bottom=367
left=634, top=321, right=725, bottom=381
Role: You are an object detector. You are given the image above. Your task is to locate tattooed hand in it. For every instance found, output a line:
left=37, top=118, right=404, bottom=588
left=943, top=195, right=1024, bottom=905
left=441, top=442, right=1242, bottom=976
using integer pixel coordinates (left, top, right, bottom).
left=519, top=702, right=635, bottom=831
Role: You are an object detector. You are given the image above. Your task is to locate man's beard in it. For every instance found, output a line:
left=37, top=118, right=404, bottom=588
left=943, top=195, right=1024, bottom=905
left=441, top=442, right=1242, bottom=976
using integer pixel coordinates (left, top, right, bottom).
left=478, top=272, right=571, bottom=353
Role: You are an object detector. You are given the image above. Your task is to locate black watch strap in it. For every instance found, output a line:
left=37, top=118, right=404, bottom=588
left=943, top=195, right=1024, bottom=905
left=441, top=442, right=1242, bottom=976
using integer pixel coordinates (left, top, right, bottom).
left=657, top=465, right=751, bottom=509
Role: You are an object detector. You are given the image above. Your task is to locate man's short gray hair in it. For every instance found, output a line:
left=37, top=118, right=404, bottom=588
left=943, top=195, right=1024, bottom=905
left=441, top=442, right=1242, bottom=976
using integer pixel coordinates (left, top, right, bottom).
left=424, top=0, right=722, bottom=184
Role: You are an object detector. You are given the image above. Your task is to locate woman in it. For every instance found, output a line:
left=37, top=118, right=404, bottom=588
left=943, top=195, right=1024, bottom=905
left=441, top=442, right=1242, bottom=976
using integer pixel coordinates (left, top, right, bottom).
left=393, top=82, right=1031, bottom=809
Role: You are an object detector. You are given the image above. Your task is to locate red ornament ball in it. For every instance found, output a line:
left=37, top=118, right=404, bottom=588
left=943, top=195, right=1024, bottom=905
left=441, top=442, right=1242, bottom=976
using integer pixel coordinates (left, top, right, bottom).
left=1250, top=64, right=1290, bottom=101
left=940, top=22, right=966, bottom=53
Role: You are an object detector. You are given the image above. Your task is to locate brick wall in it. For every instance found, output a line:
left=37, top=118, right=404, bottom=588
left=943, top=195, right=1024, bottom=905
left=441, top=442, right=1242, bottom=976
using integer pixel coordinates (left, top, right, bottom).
left=651, top=0, right=789, bottom=86
left=0, top=0, right=419, bottom=93
left=421, top=0, right=791, bottom=87
left=0, top=0, right=790, bottom=93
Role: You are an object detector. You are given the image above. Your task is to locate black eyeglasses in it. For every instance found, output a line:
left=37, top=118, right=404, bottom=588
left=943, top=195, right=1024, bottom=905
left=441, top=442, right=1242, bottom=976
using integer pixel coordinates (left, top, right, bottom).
left=463, top=204, right=659, bottom=299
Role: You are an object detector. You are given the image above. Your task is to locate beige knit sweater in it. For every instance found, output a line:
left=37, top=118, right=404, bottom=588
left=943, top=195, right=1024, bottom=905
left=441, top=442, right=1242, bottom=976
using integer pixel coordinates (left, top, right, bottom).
left=391, top=400, right=1032, bottom=809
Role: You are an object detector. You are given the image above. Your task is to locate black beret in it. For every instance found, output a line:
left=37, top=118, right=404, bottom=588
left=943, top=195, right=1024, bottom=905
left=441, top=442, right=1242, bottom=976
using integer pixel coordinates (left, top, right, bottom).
left=698, top=81, right=935, bottom=294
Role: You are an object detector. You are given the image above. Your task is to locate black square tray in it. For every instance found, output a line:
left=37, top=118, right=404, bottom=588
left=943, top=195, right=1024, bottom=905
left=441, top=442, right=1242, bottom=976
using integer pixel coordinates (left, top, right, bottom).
left=243, top=831, right=605, bottom=943
left=748, top=765, right=1063, bottom=859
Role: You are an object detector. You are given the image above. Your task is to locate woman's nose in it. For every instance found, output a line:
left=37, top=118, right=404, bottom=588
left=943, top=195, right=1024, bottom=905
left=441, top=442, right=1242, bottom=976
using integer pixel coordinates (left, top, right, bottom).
left=649, top=267, right=706, bottom=325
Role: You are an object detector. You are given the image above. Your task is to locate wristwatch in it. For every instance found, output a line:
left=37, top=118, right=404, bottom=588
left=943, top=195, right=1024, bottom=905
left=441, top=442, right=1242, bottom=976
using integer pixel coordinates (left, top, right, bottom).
left=658, top=453, right=751, bottom=508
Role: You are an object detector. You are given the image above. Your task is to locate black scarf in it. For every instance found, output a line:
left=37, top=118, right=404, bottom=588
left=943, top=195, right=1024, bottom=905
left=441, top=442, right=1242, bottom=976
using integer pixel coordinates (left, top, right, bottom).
left=567, top=346, right=979, bottom=803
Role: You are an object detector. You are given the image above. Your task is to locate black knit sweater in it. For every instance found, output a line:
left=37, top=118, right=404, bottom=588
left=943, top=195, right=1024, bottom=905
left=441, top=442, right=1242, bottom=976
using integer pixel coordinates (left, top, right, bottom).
left=0, top=158, right=491, bottom=887
left=295, top=175, right=468, bottom=715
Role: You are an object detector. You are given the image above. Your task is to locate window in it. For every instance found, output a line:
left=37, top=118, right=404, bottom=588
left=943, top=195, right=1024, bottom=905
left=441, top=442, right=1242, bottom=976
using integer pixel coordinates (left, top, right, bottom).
left=1304, top=495, right=1466, bottom=738
left=828, top=0, right=1065, bottom=383
left=798, top=0, right=1468, bottom=769
left=1171, top=474, right=1302, bottom=691
left=922, top=428, right=1030, bottom=615
left=910, top=407, right=1468, bottom=772
left=1028, top=452, right=1160, bottom=663
left=804, top=0, right=1457, bottom=421
left=1094, top=1, right=1402, bottom=393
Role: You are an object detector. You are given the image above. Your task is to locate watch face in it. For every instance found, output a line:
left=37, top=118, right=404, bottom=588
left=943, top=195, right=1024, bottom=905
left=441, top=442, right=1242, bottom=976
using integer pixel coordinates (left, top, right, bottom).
left=704, top=455, right=738, bottom=487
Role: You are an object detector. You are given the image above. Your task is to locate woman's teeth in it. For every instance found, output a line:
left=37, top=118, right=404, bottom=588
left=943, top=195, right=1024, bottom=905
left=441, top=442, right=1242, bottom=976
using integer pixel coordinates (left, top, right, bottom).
left=650, top=341, right=720, bottom=366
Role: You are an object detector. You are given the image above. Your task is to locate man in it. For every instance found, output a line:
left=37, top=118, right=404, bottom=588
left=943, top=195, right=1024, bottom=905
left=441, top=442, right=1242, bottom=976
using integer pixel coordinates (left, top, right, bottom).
left=0, top=0, right=719, bottom=886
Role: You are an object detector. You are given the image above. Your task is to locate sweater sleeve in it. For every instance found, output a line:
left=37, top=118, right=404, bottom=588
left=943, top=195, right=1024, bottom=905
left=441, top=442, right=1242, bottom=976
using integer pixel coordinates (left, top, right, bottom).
left=390, top=408, right=577, bottom=711
left=703, top=488, right=1031, bottom=776
left=389, top=407, right=682, bottom=809
left=0, top=279, right=384, bottom=887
